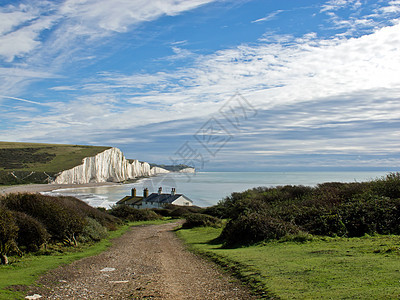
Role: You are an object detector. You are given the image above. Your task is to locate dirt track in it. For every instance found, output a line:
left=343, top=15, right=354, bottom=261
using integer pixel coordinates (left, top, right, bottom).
left=27, top=221, right=256, bottom=299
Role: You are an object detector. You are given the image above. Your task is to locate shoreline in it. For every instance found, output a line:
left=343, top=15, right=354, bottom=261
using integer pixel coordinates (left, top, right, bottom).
left=0, top=182, right=121, bottom=196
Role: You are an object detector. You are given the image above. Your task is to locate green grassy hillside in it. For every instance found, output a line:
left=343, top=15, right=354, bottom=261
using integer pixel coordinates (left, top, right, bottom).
left=0, top=142, right=110, bottom=185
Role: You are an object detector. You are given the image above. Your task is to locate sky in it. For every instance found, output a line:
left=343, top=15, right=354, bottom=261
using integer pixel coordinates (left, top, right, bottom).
left=0, top=0, right=400, bottom=171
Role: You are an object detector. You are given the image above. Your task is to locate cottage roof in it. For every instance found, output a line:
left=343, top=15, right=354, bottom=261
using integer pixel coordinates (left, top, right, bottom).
left=116, top=196, right=143, bottom=206
left=143, top=193, right=191, bottom=204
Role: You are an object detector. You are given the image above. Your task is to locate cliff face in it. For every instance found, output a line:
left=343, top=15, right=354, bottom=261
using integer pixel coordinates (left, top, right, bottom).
left=53, top=147, right=166, bottom=184
left=179, top=168, right=195, bottom=173
left=150, top=166, right=170, bottom=175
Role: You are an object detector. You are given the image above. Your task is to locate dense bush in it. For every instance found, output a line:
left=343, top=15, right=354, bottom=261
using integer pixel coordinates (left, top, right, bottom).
left=168, top=207, right=192, bottom=218
left=0, top=193, right=121, bottom=259
left=182, top=213, right=222, bottom=229
left=1, top=193, right=118, bottom=248
left=79, top=217, right=108, bottom=243
left=13, top=211, right=49, bottom=252
left=109, top=205, right=162, bottom=221
left=0, top=206, right=19, bottom=264
left=221, top=211, right=301, bottom=247
left=56, top=196, right=120, bottom=231
left=164, top=204, right=204, bottom=217
left=214, top=173, right=400, bottom=246
left=151, top=208, right=171, bottom=217
left=370, top=173, right=400, bottom=199
left=2, top=193, right=85, bottom=245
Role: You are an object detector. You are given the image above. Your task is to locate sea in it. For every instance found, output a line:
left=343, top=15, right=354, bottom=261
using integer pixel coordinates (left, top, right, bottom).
left=43, top=171, right=393, bottom=208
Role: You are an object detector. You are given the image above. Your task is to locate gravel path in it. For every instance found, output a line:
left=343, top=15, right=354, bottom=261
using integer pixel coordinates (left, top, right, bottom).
left=27, top=222, right=256, bottom=299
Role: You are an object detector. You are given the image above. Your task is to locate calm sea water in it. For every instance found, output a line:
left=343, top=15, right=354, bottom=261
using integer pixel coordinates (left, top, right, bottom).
left=44, top=171, right=391, bottom=208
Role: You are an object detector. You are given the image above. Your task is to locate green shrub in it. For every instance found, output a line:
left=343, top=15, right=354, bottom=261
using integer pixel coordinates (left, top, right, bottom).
left=202, top=205, right=227, bottom=218
left=0, top=206, right=19, bottom=264
left=221, top=211, right=301, bottom=247
left=152, top=208, right=172, bottom=217
left=78, top=217, right=107, bottom=243
left=341, top=195, right=400, bottom=237
left=13, top=211, right=49, bottom=252
left=2, top=193, right=86, bottom=245
left=182, top=213, right=222, bottom=229
left=109, top=205, right=162, bottom=221
left=126, top=209, right=161, bottom=222
left=56, top=196, right=120, bottom=231
left=371, top=173, right=400, bottom=199
left=168, top=207, right=192, bottom=218
left=108, top=205, right=136, bottom=219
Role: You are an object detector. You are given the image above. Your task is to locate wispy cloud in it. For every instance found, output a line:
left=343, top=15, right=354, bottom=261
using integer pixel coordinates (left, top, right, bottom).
left=0, top=0, right=218, bottom=96
left=0, top=95, right=46, bottom=105
left=251, top=10, right=284, bottom=23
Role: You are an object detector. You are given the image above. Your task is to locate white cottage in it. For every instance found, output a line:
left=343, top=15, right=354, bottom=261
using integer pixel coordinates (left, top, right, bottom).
left=142, top=187, right=193, bottom=209
left=117, top=187, right=193, bottom=209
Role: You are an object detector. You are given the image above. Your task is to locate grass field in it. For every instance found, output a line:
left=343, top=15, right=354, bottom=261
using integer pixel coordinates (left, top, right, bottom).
left=0, top=219, right=174, bottom=300
left=0, top=141, right=110, bottom=172
left=177, top=226, right=400, bottom=299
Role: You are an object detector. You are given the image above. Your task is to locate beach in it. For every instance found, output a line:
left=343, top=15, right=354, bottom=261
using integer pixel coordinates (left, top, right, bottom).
left=0, top=182, right=120, bottom=196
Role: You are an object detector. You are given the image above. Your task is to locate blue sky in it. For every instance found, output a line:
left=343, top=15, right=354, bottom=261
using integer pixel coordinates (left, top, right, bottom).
left=1, top=0, right=400, bottom=171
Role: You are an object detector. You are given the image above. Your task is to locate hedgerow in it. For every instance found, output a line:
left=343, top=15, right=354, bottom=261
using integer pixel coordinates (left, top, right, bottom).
left=215, top=173, right=400, bottom=246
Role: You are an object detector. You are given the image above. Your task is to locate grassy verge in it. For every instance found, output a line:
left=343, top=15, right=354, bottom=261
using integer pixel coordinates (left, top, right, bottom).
left=0, top=218, right=175, bottom=300
left=177, top=227, right=400, bottom=299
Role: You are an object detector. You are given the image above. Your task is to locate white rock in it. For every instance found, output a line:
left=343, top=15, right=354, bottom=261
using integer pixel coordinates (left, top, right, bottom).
left=25, top=295, right=42, bottom=300
left=179, top=168, right=195, bottom=173
left=53, top=148, right=151, bottom=184
left=150, top=166, right=170, bottom=175
left=100, top=267, right=116, bottom=272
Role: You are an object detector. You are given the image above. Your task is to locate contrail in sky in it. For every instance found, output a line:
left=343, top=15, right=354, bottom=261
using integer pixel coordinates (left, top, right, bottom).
left=0, top=95, right=45, bottom=105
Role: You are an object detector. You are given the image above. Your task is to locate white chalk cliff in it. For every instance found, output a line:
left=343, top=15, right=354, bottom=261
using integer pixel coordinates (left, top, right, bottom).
left=179, top=167, right=195, bottom=173
left=150, top=166, right=170, bottom=175
left=53, top=147, right=169, bottom=184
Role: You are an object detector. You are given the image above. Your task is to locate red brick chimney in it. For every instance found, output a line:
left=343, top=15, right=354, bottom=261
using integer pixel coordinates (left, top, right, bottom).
left=131, top=188, right=136, bottom=197
left=144, top=188, right=149, bottom=198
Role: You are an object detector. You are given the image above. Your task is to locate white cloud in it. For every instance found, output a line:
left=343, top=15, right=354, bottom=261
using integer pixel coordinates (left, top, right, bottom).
left=251, top=10, right=284, bottom=23
left=1, top=0, right=400, bottom=169
left=320, top=0, right=360, bottom=12
left=24, top=19, right=398, bottom=147
left=59, top=0, right=217, bottom=35
left=0, top=0, right=219, bottom=98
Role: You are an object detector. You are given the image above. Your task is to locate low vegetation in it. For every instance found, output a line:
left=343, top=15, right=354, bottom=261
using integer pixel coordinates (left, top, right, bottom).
left=206, top=173, right=400, bottom=247
left=181, top=213, right=222, bottom=229
left=0, top=193, right=120, bottom=264
left=174, top=173, right=400, bottom=298
left=108, top=205, right=162, bottom=222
